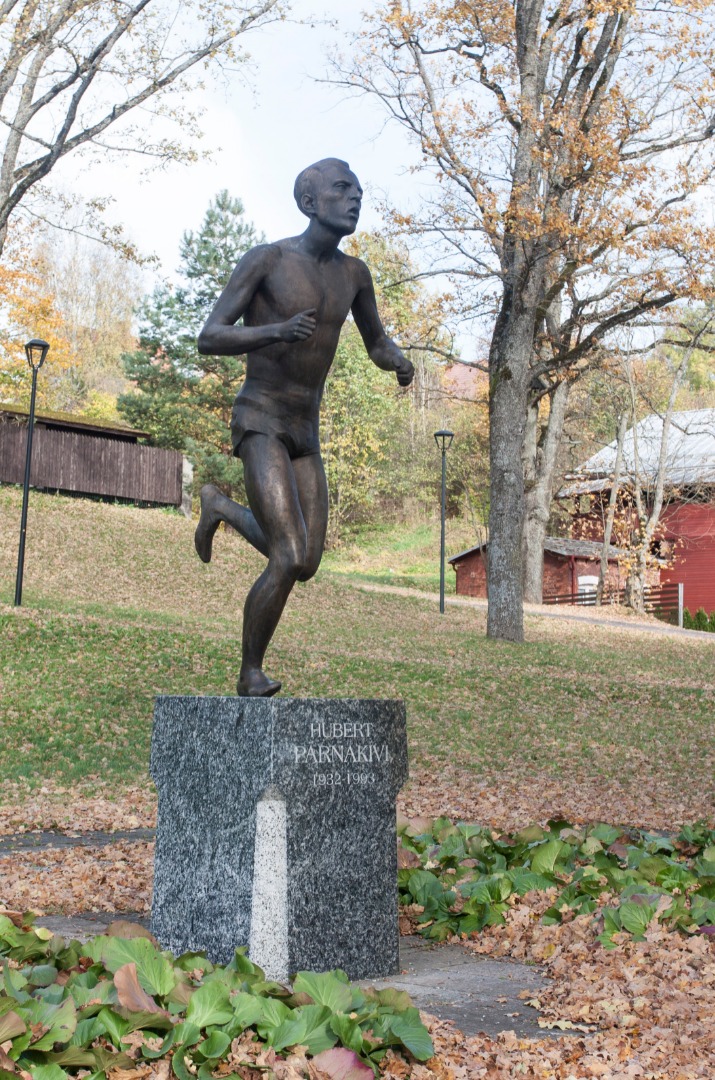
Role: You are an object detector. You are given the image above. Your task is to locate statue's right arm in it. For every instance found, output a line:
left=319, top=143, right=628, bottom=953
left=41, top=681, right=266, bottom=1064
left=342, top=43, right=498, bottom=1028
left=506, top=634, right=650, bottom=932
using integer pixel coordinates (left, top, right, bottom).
left=197, top=246, right=316, bottom=356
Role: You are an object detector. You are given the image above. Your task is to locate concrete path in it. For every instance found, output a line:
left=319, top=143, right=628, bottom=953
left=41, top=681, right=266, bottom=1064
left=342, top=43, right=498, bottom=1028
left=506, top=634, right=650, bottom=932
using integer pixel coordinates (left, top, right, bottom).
left=0, top=828, right=156, bottom=852
left=1, top=828, right=567, bottom=1040
left=31, top=910, right=557, bottom=1040
left=363, top=936, right=559, bottom=1039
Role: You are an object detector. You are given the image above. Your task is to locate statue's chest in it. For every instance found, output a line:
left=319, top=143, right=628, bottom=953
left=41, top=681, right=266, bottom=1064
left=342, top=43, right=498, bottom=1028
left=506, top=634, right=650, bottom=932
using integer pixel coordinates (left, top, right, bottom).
left=266, top=259, right=355, bottom=324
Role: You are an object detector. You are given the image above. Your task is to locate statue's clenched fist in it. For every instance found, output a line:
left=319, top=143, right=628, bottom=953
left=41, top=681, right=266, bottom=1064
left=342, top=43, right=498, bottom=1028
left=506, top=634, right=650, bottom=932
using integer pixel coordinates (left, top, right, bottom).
left=280, top=308, right=317, bottom=342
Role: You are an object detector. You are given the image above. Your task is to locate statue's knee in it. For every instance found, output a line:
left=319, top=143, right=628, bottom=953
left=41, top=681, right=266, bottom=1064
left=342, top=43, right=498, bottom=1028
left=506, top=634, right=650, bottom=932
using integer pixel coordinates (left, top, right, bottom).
left=277, top=544, right=307, bottom=582
left=297, top=561, right=319, bottom=583
left=296, top=544, right=322, bottom=582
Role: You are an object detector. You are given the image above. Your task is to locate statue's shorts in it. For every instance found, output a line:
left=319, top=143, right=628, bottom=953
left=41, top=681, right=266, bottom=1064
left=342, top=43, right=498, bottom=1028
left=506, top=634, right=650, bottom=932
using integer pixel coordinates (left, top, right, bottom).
left=231, top=393, right=320, bottom=461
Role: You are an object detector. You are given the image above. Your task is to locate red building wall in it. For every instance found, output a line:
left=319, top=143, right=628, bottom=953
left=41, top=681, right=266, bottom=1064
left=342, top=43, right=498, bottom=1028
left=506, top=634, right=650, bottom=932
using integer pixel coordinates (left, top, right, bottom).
left=660, top=503, right=715, bottom=615
left=452, top=550, right=625, bottom=599
left=453, top=551, right=488, bottom=597
left=542, top=555, right=572, bottom=595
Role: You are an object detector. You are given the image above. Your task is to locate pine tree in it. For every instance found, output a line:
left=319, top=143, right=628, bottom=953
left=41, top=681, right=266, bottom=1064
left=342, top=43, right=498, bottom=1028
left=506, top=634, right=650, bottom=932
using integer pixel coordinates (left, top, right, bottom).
left=119, top=192, right=263, bottom=498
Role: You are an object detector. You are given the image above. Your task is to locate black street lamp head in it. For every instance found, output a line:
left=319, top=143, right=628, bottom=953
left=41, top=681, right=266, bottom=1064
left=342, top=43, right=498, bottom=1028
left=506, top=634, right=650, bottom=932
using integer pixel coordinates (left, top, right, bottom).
left=434, top=429, right=454, bottom=452
left=25, top=339, right=50, bottom=371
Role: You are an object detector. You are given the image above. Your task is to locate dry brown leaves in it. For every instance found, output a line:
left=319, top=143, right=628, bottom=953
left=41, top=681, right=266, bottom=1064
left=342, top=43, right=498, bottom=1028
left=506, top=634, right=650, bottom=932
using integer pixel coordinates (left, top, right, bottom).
left=0, top=784, right=157, bottom=835
left=3, top=752, right=709, bottom=847
left=1, top=827, right=713, bottom=1076
left=0, top=774, right=707, bottom=844
left=0, top=840, right=153, bottom=914
left=430, top=890, right=715, bottom=1079
left=399, top=765, right=714, bottom=833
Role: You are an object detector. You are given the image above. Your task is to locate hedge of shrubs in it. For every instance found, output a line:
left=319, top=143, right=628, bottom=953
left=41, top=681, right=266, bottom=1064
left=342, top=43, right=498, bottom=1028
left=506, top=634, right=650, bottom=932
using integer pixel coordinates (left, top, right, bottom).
left=682, top=607, right=715, bottom=632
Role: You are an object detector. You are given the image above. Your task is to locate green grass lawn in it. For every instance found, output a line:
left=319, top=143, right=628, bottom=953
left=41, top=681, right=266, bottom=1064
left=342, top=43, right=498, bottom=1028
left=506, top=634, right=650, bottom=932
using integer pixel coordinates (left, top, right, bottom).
left=1, top=487, right=713, bottom=824
left=321, top=518, right=478, bottom=592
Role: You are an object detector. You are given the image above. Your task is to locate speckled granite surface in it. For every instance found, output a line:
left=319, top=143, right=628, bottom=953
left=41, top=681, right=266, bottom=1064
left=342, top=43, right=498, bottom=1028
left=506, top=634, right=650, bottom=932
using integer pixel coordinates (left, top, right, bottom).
left=150, top=697, right=408, bottom=979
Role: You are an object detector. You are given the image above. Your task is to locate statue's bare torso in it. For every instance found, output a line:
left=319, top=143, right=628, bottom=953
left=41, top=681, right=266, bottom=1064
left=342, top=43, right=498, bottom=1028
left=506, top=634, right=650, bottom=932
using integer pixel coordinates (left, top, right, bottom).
left=239, top=240, right=366, bottom=411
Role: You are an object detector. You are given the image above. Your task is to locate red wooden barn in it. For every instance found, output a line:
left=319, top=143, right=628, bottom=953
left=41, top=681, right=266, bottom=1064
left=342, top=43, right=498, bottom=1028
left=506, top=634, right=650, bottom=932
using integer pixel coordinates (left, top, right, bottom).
left=561, top=409, right=715, bottom=616
left=449, top=536, right=631, bottom=599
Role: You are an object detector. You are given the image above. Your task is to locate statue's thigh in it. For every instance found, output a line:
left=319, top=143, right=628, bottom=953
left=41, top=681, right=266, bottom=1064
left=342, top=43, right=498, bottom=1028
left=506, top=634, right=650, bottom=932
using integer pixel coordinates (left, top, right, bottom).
left=241, top=433, right=305, bottom=543
left=293, top=454, right=328, bottom=563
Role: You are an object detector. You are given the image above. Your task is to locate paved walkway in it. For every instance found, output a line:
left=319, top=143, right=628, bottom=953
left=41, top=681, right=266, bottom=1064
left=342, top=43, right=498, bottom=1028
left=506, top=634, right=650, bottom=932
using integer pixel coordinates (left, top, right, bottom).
left=0, top=828, right=156, bottom=852
left=351, top=581, right=715, bottom=640
left=32, top=911, right=557, bottom=1040
left=2, top=828, right=569, bottom=1040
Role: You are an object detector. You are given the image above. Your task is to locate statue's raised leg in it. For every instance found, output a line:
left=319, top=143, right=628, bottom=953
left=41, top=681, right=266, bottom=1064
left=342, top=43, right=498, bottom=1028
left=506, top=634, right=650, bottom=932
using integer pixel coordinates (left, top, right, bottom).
left=195, top=483, right=268, bottom=563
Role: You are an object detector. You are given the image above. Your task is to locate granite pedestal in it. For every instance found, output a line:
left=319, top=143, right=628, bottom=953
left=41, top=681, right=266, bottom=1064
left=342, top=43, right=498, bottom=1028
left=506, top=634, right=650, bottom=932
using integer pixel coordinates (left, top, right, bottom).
left=150, top=697, right=408, bottom=980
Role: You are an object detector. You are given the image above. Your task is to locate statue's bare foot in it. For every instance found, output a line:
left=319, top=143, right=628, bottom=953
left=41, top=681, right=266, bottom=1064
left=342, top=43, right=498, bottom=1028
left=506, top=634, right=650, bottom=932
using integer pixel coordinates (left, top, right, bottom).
left=237, top=669, right=282, bottom=697
left=195, top=484, right=222, bottom=563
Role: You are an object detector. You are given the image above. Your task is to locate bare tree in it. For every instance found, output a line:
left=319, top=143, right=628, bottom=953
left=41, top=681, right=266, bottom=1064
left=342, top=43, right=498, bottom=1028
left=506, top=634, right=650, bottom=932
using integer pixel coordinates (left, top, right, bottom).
left=567, top=319, right=715, bottom=613
left=622, top=324, right=713, bottom=612
left=333, top=0, right=715, bottom=639
left=596, top=410, right=627, bottom=605
left=522, top=375, right=569, bottom=601
left=0, top=0, right=283, bottom=258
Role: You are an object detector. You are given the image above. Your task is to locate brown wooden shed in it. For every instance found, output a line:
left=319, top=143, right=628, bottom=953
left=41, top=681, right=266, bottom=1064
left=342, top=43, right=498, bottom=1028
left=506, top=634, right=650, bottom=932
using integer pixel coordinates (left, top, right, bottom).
left=449, top=536, right=630, bottom=600
left=0, top=404, right=183, bottom=507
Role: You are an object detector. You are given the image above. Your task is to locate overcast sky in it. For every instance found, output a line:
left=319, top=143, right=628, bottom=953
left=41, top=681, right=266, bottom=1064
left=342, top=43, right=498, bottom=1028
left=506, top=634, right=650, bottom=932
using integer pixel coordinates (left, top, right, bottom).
left=53, top=0, right=421, bottom=279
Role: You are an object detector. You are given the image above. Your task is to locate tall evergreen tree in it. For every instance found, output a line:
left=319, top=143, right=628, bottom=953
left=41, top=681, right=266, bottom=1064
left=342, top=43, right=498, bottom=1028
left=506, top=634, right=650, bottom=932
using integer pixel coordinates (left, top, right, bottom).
left=119, top=192, right=263, bottom=497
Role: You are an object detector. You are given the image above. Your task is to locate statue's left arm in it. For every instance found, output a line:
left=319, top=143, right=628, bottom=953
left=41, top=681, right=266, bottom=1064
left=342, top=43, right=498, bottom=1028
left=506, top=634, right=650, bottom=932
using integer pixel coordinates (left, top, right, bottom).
left=351, top=261, right=415, bottom=387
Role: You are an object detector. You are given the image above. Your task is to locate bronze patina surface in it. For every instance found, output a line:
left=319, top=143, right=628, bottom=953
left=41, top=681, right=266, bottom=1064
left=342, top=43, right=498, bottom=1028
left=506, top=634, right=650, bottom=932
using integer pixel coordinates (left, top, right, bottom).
left=195, top=158, right=414, bottom=696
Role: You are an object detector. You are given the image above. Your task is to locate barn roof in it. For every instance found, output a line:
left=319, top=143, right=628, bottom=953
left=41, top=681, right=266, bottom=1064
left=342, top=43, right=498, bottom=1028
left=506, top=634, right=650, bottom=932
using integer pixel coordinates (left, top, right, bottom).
left=449, top=536, right=625, bottom=564
left=0, top=403, right=151, bottom=440
left=561, top=408, right=715, bottom=496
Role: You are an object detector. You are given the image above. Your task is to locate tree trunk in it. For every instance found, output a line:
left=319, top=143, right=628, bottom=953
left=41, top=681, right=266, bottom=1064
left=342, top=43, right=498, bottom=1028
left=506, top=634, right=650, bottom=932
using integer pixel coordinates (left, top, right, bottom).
left=486, top=11, right=545, bottom=643
left=522, top=379, right=570, bottom=603
left=596, top=411, right=627, bottom=604
left=486, top=301, right=532, bottom=642
left=625, top=545, right=648, bottom=614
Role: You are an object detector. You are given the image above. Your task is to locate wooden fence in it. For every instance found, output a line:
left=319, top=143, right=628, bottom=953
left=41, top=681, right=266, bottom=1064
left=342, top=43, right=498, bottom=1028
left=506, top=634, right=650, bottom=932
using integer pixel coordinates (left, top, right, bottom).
left=543, top=582, right=682, bottom=622
left=0, top=420, right=183, bottom=506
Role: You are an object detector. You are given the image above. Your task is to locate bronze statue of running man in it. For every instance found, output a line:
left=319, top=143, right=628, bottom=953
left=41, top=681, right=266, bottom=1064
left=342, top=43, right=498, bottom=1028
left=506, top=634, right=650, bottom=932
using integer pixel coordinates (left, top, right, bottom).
left=194, top=158, right=414, bottom=697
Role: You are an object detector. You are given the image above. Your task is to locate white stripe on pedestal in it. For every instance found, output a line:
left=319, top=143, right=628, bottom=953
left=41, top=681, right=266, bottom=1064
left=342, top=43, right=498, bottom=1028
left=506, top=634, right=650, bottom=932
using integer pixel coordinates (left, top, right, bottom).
left=248, top=787, right=288, bottom=981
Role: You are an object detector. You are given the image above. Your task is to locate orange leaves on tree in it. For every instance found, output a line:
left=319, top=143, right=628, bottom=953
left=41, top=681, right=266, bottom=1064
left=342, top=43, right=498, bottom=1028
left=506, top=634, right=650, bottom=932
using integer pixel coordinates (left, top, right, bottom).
left=0, top=237, right=74, bottom=411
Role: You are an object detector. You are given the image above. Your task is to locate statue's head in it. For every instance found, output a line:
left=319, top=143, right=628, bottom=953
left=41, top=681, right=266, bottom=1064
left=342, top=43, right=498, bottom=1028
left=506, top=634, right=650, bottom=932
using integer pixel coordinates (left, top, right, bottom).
left=294, top=158, right=363, bottom=235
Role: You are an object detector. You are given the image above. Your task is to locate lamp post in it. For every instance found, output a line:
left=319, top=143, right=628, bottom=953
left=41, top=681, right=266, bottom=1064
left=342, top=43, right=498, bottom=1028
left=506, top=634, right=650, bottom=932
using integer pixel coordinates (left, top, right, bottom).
left=14, top=339, right=50, bottom=607
left=434, top=429, right=454, bottom=614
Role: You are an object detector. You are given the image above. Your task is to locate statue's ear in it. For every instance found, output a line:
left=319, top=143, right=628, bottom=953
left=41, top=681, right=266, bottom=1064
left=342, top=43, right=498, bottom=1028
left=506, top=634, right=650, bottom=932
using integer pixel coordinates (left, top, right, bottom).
left=300, top=192, right=315, bottom=217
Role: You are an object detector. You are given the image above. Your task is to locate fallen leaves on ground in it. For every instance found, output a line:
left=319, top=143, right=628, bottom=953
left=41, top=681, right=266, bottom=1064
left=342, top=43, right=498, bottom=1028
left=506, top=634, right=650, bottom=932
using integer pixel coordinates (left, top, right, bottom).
left=0, top=840, right=153, bottom=914
left=442, top=887, right=715, bottom=1078
left=2, top=754, right=712, bottom=841
left=2, top=829, right=714, bottom=1076
left=401, top=765, right=714, bottom=833
left=0, top=784, right=157, bottom=834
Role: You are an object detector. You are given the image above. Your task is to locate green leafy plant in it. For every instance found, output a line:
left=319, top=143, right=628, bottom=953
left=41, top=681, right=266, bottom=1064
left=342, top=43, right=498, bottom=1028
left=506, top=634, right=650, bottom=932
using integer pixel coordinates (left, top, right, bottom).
left=398, top=817, right=715, bottom=948
left=0, top=922, right=433, bottom=1078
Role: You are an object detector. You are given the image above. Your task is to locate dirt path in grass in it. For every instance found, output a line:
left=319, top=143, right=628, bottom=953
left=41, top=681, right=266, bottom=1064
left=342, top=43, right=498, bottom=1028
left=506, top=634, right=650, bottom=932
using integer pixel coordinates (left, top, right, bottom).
left=349, top=581, right=715, bottom=640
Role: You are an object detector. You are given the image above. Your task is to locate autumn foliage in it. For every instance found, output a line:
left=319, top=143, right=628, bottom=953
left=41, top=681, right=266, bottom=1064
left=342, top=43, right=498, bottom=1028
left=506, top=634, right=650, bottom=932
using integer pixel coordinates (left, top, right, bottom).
left=338, top=0, right=715, bottom=636
left=0, top=239, right=74, bottom=409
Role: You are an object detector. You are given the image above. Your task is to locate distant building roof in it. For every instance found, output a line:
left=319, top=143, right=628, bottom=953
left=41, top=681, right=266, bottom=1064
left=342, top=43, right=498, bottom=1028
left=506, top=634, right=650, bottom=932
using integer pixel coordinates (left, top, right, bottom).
left=561, top=408, right=715, bottom=496
left=449, top=536, right=625, bottom=564
left=0, top=403, right=150, bottom=440
left=441, top=363, right=487, bottom=400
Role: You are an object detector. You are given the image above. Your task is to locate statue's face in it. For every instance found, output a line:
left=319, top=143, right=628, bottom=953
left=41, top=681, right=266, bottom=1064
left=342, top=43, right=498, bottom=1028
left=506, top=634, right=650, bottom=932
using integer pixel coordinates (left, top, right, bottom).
left=305, top=163, right=363, bottom=235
